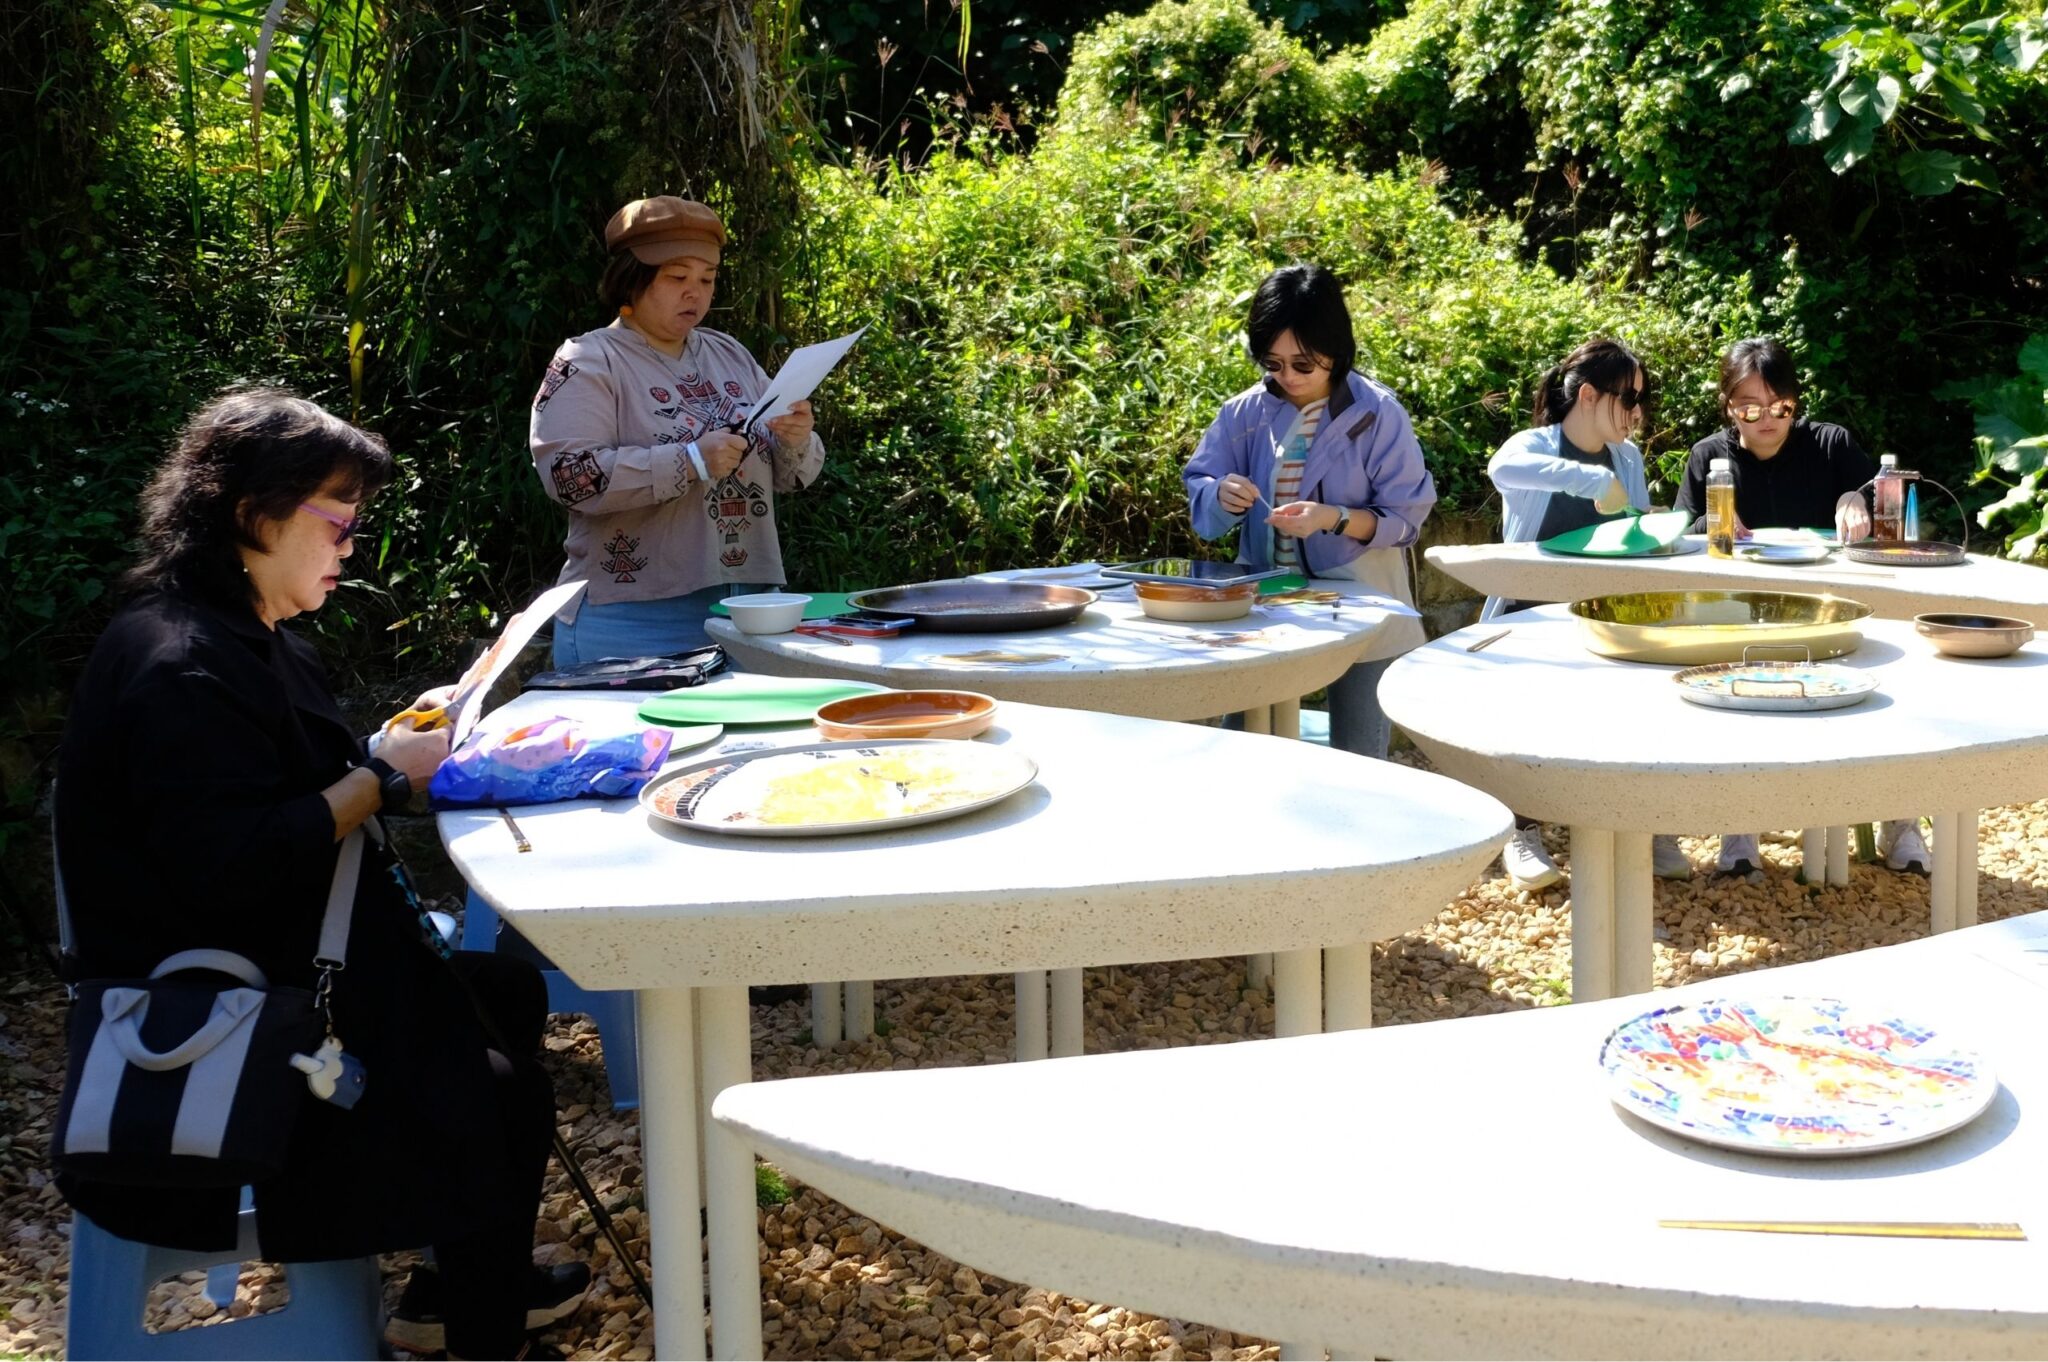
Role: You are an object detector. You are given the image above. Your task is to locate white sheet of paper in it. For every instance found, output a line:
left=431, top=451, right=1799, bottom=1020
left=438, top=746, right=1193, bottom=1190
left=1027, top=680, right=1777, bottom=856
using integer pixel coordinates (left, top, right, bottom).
left=451, top=580, right=590, bottom=742
left=747, top=326, right=867, bottom=429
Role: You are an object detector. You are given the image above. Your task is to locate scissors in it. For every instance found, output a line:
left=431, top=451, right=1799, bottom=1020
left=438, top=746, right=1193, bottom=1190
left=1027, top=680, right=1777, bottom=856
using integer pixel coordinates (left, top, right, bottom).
left=383, top=702, right=450, bottom=734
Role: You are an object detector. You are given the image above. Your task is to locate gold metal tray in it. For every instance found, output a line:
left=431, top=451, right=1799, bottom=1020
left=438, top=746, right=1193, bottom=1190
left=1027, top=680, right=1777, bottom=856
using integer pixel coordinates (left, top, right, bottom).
left=1570, top=591, right=1873, bottom=665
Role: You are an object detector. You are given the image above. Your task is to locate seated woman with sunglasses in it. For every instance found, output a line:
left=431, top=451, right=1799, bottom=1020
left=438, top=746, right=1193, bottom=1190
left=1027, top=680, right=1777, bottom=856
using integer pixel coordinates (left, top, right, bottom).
left=1480, top=338, right=1680, bottom=890
left=1672, top=339, right=1927, bottom=877
left=1184, top=263, right=1437, bottom=759
left=1673, top=336, right=1875, bottom=544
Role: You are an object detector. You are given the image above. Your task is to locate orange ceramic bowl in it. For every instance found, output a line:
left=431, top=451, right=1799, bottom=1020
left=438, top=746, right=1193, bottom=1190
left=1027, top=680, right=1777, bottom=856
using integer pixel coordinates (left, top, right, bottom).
left=1132, top=580, right=1259, bottom=603
left=813, top=689, right=999, bottom=741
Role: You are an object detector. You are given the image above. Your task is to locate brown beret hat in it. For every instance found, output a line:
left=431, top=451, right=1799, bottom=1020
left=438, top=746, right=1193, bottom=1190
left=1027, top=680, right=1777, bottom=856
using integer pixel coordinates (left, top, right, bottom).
left=604, top=196, right=726, bottom=266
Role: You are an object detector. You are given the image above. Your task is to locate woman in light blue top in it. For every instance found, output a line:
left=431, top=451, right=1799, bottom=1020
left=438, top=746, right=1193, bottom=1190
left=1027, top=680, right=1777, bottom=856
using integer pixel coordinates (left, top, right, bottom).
left=1183, top=264, right=1438, bottom=758
left=1480, top=337, right=1650, bottom=623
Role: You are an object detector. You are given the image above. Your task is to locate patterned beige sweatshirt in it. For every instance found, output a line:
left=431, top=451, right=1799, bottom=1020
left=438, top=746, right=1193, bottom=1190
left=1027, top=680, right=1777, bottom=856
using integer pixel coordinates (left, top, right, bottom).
left=529, top=321, right=826, bottom=613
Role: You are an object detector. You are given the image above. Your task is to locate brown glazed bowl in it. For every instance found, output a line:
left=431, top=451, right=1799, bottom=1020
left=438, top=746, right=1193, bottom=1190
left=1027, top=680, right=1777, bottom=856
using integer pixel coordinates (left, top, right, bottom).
left=1914, top=613, right=2035, bottom=659
left=813, top=689, right=999, bottom=741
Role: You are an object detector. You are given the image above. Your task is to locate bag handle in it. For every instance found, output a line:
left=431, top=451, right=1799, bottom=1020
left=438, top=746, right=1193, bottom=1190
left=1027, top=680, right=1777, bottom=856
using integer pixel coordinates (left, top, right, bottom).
left=99, top=986, right=266, bottom=1071
left=151, top=950, right=268, bottom=988
left=313, top=825, right=366, bottom=971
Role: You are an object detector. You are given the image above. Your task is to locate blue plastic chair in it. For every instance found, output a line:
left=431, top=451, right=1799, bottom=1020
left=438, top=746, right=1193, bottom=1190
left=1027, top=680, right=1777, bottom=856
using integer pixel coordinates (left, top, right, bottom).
left=67, top=1204, right=381, bottom=1360
left=461, top=890, right=640, bottom=1110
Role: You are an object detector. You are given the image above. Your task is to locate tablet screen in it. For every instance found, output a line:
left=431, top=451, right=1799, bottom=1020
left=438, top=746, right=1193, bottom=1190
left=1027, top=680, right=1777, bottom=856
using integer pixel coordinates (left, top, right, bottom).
left=1103, top=559, right=1289, bottom=586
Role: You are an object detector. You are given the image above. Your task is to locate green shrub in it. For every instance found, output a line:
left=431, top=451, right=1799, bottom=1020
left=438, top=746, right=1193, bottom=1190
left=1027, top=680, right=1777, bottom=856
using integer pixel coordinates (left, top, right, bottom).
left=778, top=127, right=1711, bottom=594
left=1059, top=0, right=1335, bottom=159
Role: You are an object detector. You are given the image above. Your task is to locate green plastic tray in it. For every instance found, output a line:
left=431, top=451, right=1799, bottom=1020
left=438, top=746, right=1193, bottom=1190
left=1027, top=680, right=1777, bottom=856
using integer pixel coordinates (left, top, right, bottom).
left=1539, top=509, right=1691, bottom=557
left=638, top=676, right=884, bottom=727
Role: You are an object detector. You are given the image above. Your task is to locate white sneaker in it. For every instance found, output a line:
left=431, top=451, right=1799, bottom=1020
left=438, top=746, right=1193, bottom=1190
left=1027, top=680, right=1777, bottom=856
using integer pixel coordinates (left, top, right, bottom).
left=1503, top=825, right=1564, bottom=891
left=1652, top=834, right=1692, bottom=880
left=1879, top=818, right=1931, bottom=875
left=1716, top=833, right=1762, bottom=876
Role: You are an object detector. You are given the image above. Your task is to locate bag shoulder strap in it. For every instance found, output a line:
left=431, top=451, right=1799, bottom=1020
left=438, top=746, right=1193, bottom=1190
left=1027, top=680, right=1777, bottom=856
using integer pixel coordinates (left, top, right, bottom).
left=313, top=824, right=368, bottom=971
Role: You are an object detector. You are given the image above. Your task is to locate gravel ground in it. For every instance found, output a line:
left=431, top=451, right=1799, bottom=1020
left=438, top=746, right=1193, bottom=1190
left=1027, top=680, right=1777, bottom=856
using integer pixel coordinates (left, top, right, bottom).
left=6, top=776, right=2047, bottom=1360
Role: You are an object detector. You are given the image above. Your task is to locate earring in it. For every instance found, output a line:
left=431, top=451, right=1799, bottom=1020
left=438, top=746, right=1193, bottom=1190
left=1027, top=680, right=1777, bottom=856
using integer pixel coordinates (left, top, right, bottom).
left=618, top=304, right=634, bottom=318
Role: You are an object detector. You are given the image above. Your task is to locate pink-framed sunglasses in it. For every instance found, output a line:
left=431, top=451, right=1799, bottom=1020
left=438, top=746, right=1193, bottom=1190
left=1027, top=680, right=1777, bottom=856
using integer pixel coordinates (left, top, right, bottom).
left=298, top=503, right=363, bottom=544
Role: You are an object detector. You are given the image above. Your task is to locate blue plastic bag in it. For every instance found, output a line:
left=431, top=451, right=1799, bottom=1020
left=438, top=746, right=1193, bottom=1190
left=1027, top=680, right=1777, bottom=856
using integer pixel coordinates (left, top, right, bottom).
left=428, top=717, right=673, bottom=808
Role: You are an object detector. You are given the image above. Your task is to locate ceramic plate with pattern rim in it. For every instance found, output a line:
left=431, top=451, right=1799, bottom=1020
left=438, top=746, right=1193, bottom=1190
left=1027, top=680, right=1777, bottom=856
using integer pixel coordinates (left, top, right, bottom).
left=1672, top=660, right=1877, bottom=712
left=639, top=738, right=1038, bottom=837
left=1600, top=996, right=1998, bottom=1156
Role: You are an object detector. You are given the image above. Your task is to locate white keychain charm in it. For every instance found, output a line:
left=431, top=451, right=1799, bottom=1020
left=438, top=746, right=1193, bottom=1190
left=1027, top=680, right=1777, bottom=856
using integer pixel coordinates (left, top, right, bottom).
left=290, top=1035, right=368, bottom=1109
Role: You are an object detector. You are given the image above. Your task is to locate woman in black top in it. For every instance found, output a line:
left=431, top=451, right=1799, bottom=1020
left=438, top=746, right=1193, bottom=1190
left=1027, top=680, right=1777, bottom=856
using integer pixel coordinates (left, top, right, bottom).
left=1675, top=337, right=1875, bottom=542
left=55, top=390, right=586, bottom=1358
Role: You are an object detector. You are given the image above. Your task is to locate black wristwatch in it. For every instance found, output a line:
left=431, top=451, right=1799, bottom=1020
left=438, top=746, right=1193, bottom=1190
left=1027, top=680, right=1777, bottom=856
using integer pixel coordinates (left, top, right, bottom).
left=362, top=756, right=411, bottom=814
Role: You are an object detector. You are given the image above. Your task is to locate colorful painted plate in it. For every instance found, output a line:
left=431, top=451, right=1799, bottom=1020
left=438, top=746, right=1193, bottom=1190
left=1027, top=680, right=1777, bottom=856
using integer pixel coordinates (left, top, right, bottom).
left=639, top=738, right=1038, bottom=837
left=1600, top=997, right=1998, bottom=1156
left=1738, top=543, right=1833, bottom=565
left=1672, top=660, right=1876, bottom=712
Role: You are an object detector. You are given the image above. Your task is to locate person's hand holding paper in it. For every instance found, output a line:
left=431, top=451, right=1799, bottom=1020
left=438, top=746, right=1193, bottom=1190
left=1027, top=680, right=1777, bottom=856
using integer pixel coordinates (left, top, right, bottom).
left=744, top=327, right=866, bottom=433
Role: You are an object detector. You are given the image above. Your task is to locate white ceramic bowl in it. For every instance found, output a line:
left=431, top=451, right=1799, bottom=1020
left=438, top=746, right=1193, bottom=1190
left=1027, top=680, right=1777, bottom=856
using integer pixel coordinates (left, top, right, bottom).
left=725, top=593, right=811, bottom=634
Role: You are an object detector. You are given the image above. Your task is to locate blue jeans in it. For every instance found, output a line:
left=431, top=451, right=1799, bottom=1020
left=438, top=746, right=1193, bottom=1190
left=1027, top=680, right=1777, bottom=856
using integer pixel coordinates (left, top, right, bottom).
left=1220, top=657, right=1394, bottom=760
left=550, top=585, right=770, bottom=668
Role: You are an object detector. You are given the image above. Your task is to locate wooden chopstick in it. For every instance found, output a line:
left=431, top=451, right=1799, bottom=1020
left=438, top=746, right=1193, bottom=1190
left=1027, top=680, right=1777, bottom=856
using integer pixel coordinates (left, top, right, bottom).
left=1659, top=1219, right=2024, bottom=1241
left=1465, top=628, right=1511, bottom=653
left=498, top=807, right=531, bottom=853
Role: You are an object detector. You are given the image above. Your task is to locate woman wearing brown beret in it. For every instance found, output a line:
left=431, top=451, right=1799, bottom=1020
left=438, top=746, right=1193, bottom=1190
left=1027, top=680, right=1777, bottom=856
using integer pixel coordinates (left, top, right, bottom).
left=530, top=196, right=826, bottom=664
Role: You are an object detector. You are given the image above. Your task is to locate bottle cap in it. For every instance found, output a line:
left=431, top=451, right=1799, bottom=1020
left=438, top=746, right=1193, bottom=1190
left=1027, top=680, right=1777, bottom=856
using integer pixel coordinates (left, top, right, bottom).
left=1880, top=453, right=1898, bottom=468
left=1709, top=457, right=1731, bottom=472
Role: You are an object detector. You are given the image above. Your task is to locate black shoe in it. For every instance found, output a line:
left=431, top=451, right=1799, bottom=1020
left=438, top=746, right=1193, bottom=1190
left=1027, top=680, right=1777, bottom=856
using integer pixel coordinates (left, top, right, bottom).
left=385, top=1261, right=591, bottom=1355
left=749, top=983, right=807, bottom=1006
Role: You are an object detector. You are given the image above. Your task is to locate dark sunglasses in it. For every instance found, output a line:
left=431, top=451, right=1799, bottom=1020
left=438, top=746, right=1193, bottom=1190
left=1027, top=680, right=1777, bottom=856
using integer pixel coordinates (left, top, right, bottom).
left=1259, top=355, right=1329, bottom=377
left=299, top=503, right=363, bottom=544
left=1731, top=399, right=1798, bottom=423
left=1603, top=385, right=1645, bottom=411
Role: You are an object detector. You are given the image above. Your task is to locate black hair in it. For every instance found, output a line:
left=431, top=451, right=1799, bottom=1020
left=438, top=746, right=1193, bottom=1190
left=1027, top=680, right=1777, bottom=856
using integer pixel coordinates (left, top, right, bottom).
left=1719, top=336, right=1802, bottom=408
left=1532, top=338, right=1645, bottom=426
left=123, top=387, right=394, bottom=607
left=1245, top=264, right=1356, bottom=381
left=599, top=250, right=661, bottom=312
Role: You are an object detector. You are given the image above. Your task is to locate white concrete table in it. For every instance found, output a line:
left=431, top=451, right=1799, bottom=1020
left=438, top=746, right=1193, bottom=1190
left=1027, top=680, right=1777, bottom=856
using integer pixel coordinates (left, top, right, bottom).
left=712, top=581, right=1419, bottom=1047
left=707, top=581, right=1414, bottom=729
left=1427, top=538, right=2048, bottom=627
left=439, top=690, right=1511, bottom=1359
left=1379, top=608, right=2048, bottom=1001
left=715, top=913, right=2048, bottom=1360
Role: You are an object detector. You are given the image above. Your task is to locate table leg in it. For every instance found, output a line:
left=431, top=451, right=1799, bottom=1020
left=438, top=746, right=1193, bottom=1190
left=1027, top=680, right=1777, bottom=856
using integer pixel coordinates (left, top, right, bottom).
left=1826, top=825, right=1851, bottom=887
left=1929, top=812, right=1960, bottom=934
left=1278, top=1342, right=1328, bottom=1361
left=699, top=985, right=761, bottom=1361
left=1272, top=948, right=1322, bottom=1037
left=1799, top=827, right=1826, bottom=885
left=1240, top=705, right=1273, bottom=735
left=1569, top=827, right=1615, bottom=1002
left=1322, top=944, right=1372, bottom=1032
left=1613, top=832, right=1654, bottom=997
left=1049, top=968, right=1083, bottom=1057
left=809, top=984, right=842, bottom=1046
left=1246, top=953, right=1273, bottom=991
left=844, top=981, right=875, bottom=1041
left=1013, top=970, right=1048, bottom=1061
left=1272, top=698, right=1300, bottom=741
left=1949, top=811, right=1966, bottom=929
left=637, top=988, right=707, bottom=1360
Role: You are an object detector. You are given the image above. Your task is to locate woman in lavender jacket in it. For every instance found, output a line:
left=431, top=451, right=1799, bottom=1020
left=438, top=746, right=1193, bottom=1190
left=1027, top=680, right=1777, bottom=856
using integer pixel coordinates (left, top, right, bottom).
left=1183, top=264, right=1437, bottom=758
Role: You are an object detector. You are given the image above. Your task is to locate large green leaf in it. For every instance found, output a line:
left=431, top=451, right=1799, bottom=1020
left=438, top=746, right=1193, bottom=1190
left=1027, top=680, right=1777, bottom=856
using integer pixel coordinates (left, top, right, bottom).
left=1936, top=73, right=1988, bottom=124
left=1838, top=74, right=1878, bottom=115
left=1895, top=148, right=1963, bottom=194
left=1719, top=71, right=1754, bottom=101
left=1996, top=21, right=2047, bottom=71
left=1871, top=72, right=1903, bottom=120
left=2019, top=335, right=2048, bottom=385
left=1822, top=115, right=1876, bottom=171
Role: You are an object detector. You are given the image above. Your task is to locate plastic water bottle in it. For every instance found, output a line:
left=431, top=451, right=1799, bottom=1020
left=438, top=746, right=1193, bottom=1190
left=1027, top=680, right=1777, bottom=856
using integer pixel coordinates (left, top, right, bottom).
left=1706, top=457, right=1736, bottom=558
left=1873, top=454, right=1905, bottom=542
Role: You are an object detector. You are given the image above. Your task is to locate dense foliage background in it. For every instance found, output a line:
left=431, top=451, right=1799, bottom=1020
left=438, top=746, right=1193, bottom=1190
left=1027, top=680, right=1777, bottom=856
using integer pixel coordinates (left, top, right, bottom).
left=4, top=0, right=2046, bottom=866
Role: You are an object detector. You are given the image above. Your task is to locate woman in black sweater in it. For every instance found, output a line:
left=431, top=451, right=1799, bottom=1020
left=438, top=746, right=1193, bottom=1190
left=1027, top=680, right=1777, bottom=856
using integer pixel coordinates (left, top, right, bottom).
left=1671, top=340, right=1926, bottom=877
left=55, top=389, right=586, bottom=1358
left=1674, top=337, right=1876, bottom=541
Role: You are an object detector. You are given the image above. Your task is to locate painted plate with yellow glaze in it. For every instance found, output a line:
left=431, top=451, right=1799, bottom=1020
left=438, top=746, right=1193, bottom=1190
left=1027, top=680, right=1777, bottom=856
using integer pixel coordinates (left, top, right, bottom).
left=639, top=739, right=1038, bottom=837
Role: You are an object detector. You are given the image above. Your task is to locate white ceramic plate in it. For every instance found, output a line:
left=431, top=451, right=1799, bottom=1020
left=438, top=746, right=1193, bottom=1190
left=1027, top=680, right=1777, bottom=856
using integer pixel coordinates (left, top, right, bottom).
left=1600, top=996, right=1998, bottom=1156
left=1739, top=543, right=1833, bottom=564
left=1673, top=661, right=1876, bottom=712
left=640, top=738, right=1038, bottom=837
